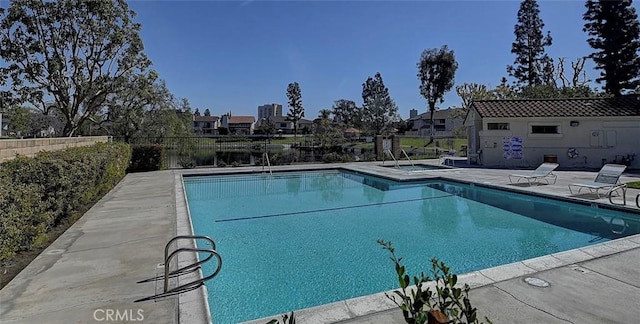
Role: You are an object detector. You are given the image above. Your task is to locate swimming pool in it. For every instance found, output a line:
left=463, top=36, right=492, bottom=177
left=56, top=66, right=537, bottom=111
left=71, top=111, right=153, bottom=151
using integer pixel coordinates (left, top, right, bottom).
left=183, top=170, right=639, bottom=323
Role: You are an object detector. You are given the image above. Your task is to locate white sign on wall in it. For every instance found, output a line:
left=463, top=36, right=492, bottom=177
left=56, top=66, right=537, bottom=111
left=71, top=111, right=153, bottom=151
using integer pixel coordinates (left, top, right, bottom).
left=503, top=137, right=523, bottom=160
left=382, top=139, right=392, bottom=151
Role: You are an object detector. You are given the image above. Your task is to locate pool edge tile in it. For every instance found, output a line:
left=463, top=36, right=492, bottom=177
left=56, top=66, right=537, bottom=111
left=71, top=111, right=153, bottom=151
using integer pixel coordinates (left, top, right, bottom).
left=242, top=300, right=352, bottom=324
left=344, top=292, right=397, bottom=317
left=604, top=236, right=640, bottom=250
left=478, top=262, right=537, bottom=282
left=175, top=172, right=214, bottom=324
left=521, top=254, right=568, bottom=272
left=551, top=249, right=594, bottom=264
left=457, top=271, right=496, bottom=288
left=579, top=243, right=618, bottom=258
left=627, top=234, right=640, bottom=245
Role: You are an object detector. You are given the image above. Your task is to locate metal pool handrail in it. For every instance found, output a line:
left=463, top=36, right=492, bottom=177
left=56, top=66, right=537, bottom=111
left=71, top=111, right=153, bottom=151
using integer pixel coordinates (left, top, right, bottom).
left=263, top=152, right=272, bottom=175
left=400, top=149, right=414, bottom=167
left=134, top=235, right=222, bottom=302
left=384, top=149, right=399, bottom=168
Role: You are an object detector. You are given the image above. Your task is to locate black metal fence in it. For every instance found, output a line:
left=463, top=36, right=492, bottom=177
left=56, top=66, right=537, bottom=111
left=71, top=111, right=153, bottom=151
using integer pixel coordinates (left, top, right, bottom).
left=114, top=135, right=466, bottom=169
left=114, top=136, right=375, bottom=169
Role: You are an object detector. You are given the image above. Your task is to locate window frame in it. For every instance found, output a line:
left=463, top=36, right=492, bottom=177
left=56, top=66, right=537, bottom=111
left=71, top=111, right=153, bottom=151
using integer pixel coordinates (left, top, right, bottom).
left=487, top=122, right=510, bottom=130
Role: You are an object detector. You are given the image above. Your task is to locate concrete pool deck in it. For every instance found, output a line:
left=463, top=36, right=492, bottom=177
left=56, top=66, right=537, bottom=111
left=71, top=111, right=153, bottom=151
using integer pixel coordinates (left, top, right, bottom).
left=1, top=160, right=639, bottom=323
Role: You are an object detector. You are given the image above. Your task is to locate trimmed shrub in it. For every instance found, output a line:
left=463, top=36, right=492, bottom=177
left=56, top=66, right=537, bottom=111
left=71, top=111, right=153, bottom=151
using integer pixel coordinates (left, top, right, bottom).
left=128, top=144, right=166, bottom=172
left=0, top=142, right=131, bottom=262
left=322, top=152, right=354, bottom=163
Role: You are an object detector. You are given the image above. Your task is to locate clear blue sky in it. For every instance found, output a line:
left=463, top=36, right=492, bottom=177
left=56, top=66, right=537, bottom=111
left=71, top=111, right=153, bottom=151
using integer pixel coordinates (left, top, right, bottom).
left=10, top=0, right=639, bottom=119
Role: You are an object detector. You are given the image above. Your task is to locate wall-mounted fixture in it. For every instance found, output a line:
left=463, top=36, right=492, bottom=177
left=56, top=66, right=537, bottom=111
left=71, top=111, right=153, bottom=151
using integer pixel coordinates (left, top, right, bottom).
left=570, top=121, right=580, bottom=127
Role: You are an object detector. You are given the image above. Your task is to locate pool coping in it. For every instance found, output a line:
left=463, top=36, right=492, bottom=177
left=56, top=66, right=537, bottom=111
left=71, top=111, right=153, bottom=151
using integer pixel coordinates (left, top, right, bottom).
left=174, top=162, right=640, bottom=324
left=175, top=171, right=213, bottom=324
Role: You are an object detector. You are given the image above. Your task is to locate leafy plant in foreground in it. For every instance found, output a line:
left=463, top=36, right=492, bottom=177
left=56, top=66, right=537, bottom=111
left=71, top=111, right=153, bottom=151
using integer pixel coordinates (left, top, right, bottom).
left=378, top=240, right=490, bottom=324
left=266, top=311, right=295, bottom=324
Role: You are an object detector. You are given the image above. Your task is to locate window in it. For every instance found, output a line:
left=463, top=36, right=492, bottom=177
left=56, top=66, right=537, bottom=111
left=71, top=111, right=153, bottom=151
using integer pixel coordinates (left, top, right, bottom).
left=487, top=123, right=510, bottom=130
left=531, top=125, right=558, bottom=134
left=280, top=123, right=288, bottom=128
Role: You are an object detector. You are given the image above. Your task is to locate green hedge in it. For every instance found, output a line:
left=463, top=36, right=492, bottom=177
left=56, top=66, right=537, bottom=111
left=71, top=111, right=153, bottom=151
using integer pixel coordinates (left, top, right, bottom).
left=128, top=144, right=166, bottom=172
left=0, top=142, right=131, bottom=262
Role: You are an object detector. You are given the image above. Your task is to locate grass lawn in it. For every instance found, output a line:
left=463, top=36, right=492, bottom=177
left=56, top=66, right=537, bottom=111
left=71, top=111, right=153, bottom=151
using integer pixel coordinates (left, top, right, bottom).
left=399, top=137, right=467, bottom=156
left=627, top=181, right=640, bottom=189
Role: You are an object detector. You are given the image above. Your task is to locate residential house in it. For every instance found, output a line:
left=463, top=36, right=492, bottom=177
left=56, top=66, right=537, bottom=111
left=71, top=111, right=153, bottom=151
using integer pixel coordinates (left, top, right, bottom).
left=296, top=118, right=314, bottom=134
left=258, top=116, right=314, bottom=134
left=193, top=115, right=220, bottom=135
left=464, top=95, right=640, bottom=169
left=221, top=114, right=255, bottom=135
left=406, top=108, right=464, bottom=137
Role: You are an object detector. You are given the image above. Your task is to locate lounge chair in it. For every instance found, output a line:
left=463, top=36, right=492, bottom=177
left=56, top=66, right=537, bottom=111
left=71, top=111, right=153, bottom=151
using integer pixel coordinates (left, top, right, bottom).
left=568, top=164, right=627, bottom=198
left=508, top=162, right=559, bottom=186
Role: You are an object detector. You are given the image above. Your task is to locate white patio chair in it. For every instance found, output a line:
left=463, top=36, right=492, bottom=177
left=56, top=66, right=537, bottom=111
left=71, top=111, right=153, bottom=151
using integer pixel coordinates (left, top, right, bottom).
left=508, top=162, right=559, bottom=186
left=568, top=164, right=627, bottom=198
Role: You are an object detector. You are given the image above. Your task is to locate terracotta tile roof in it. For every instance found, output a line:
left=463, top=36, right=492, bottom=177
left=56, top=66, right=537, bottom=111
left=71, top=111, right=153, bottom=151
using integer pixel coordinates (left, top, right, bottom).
left=229, top=116, right=255, bottom=124
left=471, top=95, right=640, bottom=118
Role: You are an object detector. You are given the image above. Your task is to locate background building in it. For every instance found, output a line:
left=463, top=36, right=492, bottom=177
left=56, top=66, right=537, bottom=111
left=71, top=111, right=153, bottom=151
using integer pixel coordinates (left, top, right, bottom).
left=258, top=103, right=283, bottom=120
left=464, top=96, right=640, bottom=169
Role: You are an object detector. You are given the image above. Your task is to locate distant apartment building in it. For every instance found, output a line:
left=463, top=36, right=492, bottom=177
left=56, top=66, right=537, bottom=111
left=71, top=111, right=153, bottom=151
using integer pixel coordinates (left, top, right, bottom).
left=258, top=103, right=283, bottom=120
left=409, top=108, right=418, bottom=119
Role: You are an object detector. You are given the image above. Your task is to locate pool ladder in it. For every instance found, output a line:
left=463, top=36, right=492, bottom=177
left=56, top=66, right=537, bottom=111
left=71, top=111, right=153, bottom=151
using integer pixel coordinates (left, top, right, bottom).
left=263, top=152, right=272, bottom=175
left=400, top=149, right=414, bottom=167
left=384, top=149, right=399, bottom=168
left=134, top=235, right=222, bottom=302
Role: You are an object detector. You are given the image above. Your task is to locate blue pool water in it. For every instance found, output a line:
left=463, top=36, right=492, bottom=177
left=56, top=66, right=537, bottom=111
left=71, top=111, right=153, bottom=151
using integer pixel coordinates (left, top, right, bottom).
left=183, top=170, right=639, bottom=323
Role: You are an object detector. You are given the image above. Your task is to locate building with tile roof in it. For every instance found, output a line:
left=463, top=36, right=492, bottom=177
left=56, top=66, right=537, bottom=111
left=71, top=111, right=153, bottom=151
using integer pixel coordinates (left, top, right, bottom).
left=221, top=114, right=256, bottom=135
left=406, top=108, right=464, bottom=137
left=464, top=95, right=640, bottom=169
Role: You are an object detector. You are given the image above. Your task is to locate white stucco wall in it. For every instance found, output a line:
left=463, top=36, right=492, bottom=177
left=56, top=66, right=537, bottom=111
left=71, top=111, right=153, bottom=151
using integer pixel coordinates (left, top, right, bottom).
left=476, top=116, right=640, bottom=169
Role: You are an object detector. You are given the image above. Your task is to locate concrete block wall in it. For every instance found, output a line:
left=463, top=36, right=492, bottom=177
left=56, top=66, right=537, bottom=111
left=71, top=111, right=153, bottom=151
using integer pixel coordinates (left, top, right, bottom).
left=0, top=136, right=110, bottom=163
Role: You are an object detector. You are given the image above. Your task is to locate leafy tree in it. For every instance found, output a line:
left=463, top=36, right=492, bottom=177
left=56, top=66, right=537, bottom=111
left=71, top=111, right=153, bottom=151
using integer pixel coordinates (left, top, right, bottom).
left=519, top=84, right=602, bottom=99
left=391, top=118, right=409, bottom=135
left=104, top=70, right=174, bottom=141
left=584, top=0, right=640, bottom=96
left=194, top=108, right=201, bottom=116
left=144, top=106, right=193, bottom=139
left=257, top=117, right=276, bottom=141
left=507, top=0, right=553, bottom=88
left=361, top=72, right=398, bottom=136
left=4, top=105, right=31, bottom=136
left=417, top=46, right=458, bottom=144
left=0, top=0, right=151, bottom=136
left=286, top=82, right=304, bottom=138
left=331, top=99, right=362, bottom=129
left=204, top=108, right=211, bottom=116
left=492, top=77, right=518, bottom=100
left=3, top=105, right=56, bottom=138
left=456, top=83, right=495, bottom=109
left=318, top=109, right=332, bottom=120
left=313, top=109, right=343, bottom=152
